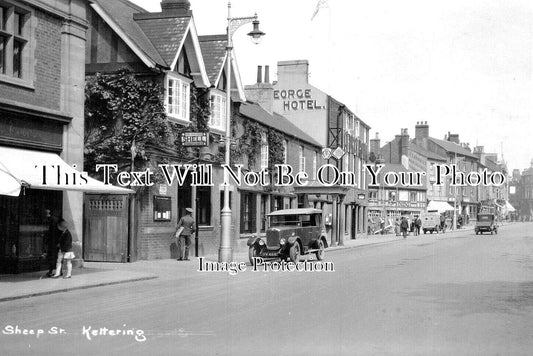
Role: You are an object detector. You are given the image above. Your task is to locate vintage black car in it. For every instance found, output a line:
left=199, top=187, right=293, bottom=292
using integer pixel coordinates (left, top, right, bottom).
left=247, top=208, right=328, bottom=264
left=475, top=213, right=498, bottom=235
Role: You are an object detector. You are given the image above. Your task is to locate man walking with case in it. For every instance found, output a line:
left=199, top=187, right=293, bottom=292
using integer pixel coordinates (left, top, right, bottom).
left=176, top=208, right=195, bottom=261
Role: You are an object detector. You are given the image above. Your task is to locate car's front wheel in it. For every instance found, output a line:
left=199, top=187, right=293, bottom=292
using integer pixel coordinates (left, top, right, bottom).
left=289, top=243, right=300, bottom=263
left=315, top=239, right=325, bottom=261
left=248, top=246, right=259, bottom=265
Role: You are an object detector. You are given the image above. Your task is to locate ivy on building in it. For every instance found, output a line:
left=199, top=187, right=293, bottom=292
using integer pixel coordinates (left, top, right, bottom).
left=84, top=69, right=170, bottom=183
left=268, top=129, right=285, bottom=168
left=84, top=69, right=214, bottom=189
left=172, top=86, right=212, bottom=160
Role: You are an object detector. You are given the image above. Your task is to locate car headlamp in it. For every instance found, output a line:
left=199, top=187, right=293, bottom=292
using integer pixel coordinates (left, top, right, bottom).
left=258, top=239, right=265, bottom=246
left=280, top=238, right=286, bottom=245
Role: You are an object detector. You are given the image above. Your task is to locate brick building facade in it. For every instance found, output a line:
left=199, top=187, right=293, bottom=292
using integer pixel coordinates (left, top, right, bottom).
left=0, top=0, right=88, bottom=272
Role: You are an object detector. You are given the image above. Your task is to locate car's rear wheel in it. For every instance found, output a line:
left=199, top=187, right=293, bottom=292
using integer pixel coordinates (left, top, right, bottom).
left=289, top=243, right=300, bottom=263
left=315, top=239, right=325, bottom=261
left=248, top=246, right=259, bottom=265
left=490, top=230, right=493, bottom=235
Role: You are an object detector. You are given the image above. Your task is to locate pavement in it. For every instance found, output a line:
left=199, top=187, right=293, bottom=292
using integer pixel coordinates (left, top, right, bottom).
left=0, top=223, right=479, bottom=303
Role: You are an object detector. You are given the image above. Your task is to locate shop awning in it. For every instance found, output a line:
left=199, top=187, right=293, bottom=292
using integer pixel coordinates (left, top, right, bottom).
left=427, top=200, right=455, bottom=213
left=0, top=146, right=133, bottom=197
left=505, top=201, right=516, bottom=213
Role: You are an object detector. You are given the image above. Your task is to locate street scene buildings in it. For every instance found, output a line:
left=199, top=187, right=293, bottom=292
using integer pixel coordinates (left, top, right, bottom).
left=0, top=0, right=526, bottom=268
left=1, top=0, right=532, bottom=354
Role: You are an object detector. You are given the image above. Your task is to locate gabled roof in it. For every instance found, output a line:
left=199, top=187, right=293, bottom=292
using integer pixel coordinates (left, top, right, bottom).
left=90, top=0, right=166, bottom=68
left=428, top=137, right=478, bottom=159
left=90, top=0, right=210, bottom=87
left=198, top=35, right=246, bottom=101
left=409, top=142, right=447, bottom=161
left=198, top=35, right=227, bottom=85
left=240, top=102, right=321, bottom=148
left=134, top=15, right=191, bottom=66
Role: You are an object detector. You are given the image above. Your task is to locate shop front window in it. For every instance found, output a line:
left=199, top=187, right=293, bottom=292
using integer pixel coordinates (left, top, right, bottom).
left=240, top=192, right=256, bottom=234
left=0, top=190, right=62, bottom=263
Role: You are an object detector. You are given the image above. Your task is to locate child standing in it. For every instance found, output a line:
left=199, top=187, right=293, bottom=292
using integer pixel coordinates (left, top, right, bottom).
left=52, top=219, right=75, bottom=279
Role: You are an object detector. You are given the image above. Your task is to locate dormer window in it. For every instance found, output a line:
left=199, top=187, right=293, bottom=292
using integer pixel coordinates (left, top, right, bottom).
left=166, top=73, right=190, bottom=123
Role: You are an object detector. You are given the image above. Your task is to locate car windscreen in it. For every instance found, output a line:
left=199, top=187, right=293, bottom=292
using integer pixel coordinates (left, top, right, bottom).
left=270, top=215, right=300, bottom=227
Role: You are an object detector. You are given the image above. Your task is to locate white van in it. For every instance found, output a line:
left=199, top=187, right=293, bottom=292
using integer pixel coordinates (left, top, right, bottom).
left=421, top=212, right=441, bottom=234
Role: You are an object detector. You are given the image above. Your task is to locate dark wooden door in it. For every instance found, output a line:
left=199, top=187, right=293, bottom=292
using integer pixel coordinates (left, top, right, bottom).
left=83, top=194, right=129, bottom=262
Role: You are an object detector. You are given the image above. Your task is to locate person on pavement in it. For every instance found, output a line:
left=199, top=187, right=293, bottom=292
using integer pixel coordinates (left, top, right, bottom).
left=400, top=217, right=409, bottom=239
left=440, top=214, right=446, bottom=232
left=52, top=219, right=74, bottom=279
left=176, top=208, right=195, bottom=261
left=415, top=215, right=422, bottom=236
left=44, top=209, right=60, bottom=278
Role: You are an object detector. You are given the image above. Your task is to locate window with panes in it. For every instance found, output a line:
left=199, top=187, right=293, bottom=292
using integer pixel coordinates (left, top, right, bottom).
left=167, top=75, right=190, bottom=122
left=299, top=145, right=305, bottom=173
left=0, top=2, right=31, bottom=80
left=260, top=132, right=268, bottom=170
left=209, top=91, right=227, bottom=131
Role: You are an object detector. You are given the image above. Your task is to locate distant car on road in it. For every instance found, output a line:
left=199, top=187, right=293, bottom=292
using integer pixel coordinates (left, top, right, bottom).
left=475, top=214, right=498, bottom=235
left=247, top=208, right=328, bottom=264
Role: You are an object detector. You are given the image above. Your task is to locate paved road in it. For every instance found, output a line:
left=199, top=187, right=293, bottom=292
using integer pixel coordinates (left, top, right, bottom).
left=1, top=223, right=532, bottom=356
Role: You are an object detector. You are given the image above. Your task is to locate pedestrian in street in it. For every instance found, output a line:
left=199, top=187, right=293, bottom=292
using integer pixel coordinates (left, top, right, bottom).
left=176, top=208, right=195, bottom=261
left=394, top=218, right=400, bottom=236
left=44, top=209, right=60, bottom=278
left=440, top=214, right=446, bottom=232
left=415, top=215, right=422, bottom=236
left=51, top=219, right=74, bottom=279
left=400, top=217, right=409, bottom=239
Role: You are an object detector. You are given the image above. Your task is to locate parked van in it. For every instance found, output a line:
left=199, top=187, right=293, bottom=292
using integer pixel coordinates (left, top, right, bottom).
left=421, top=212, right=441, bottom=234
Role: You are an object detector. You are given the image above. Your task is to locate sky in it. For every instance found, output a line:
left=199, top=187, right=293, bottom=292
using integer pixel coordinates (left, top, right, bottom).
left=130, top=0, right=533, bottom=172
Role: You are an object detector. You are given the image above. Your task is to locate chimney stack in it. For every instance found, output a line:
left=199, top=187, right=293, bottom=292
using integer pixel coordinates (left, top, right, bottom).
left=448, top=134, right=460, bottom=144
left=245, top=65, right=274, bottom=114
left=161, top=0, right=191, bottom=15
left=370, top=132, right=381, bottom=158
left=276, top=60, right=310, bottom=85
left=414, top=121, right=429, bottom=148
left=264, top=65, right=270, bottom=84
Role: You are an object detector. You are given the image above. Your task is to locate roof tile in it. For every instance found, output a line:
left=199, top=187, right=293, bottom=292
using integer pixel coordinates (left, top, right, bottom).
left=240, top=102, right=321, bottom=148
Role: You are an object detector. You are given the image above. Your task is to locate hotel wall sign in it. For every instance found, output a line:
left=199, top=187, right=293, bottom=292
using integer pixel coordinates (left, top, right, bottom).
left=273, top=89, right=326, bottom=111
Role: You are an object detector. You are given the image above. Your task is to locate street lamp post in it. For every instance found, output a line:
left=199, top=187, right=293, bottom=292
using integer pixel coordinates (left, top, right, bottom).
left=219, top=2, right=265, bottom=263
